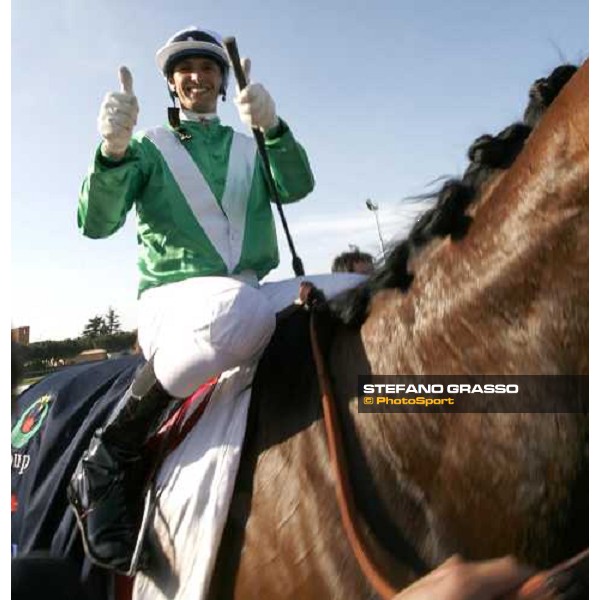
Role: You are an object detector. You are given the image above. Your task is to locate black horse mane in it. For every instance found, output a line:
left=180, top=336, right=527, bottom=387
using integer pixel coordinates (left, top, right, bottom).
left=330, top=64, right=578, bottom=327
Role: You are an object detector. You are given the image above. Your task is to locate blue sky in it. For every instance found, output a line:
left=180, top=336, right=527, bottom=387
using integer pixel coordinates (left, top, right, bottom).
left=11, top=0, right=588, bottom=341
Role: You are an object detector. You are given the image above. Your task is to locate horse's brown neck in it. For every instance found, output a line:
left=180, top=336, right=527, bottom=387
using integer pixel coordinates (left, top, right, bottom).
left=333, top=61, right=589, bottom=572
left=363, top=61, right=588, bottom=377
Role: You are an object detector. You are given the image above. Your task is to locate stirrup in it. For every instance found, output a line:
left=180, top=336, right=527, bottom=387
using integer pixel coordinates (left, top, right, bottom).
left=68, top=484, right=154, bottom=576
left=67, top=437, right=150, bottom=575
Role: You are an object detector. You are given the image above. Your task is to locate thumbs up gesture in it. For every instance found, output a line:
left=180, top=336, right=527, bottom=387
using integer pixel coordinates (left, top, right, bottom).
left=234, top=58, right=279, bottom=133
left=98, top=66, right=139, bottom=159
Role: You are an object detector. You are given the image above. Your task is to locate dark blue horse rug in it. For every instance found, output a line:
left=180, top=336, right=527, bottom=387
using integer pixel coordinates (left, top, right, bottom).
left=11, top=356, right=144, bottom=600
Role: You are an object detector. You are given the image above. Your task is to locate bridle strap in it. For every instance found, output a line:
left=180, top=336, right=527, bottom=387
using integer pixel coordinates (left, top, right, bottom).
left=309, top=311, right=398, bottom=600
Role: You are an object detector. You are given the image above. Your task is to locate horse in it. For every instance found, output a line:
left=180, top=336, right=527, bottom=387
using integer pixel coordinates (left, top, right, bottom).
left=11, top=60, right=588, bottom=600
left=207, top=61, right=589, bottom=599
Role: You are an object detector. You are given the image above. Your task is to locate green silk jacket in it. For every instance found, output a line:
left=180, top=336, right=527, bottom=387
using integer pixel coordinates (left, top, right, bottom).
left=78, top=117, right=314, bottom=297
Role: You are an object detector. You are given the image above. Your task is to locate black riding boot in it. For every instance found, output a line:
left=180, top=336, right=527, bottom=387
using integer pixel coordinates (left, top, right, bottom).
left=67, top=359, right=172, bottom=574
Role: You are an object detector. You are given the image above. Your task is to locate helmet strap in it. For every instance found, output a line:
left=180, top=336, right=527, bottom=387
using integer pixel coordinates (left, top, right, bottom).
left=167, top=87, right=181, bottom=129
left=168, top=106, right=181, bottom=129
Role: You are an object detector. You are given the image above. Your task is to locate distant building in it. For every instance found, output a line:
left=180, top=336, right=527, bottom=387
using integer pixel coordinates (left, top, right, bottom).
left=11, top=326, right=30, bottom=346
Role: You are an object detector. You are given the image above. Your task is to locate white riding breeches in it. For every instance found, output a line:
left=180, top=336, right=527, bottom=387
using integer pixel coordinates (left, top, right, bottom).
left=137, top=273, right=366, bottom=398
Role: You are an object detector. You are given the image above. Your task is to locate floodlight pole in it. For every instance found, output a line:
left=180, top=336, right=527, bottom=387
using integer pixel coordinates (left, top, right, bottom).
left=366, top=199, right=385, bottom=258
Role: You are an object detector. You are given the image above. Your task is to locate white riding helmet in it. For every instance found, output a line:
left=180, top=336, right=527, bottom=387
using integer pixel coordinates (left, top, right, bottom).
left=156, top=27, right=230, bottom=97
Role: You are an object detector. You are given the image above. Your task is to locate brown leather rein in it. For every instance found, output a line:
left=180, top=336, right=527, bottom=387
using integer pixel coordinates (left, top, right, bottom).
left=308, top=311, right=588, bottom=600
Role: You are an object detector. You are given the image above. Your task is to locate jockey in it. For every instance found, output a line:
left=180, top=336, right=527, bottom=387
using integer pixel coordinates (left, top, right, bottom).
left=67, top=26, right=366, bottom=574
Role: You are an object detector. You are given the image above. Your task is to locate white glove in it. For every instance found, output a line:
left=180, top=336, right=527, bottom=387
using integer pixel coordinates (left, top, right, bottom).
left=234, top=58, right=279, bottom=132
left=98, top=66, right=139, bottom=159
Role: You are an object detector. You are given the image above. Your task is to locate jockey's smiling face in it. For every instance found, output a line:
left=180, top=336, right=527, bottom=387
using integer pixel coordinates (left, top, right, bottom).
left=168, top=56, right=223, bottom=113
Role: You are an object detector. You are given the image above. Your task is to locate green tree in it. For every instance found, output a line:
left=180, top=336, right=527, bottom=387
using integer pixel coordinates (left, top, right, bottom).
left=83, top=315, right=106, bottom=339
left=21, top=331, right=138, bottom=378
left=104, top=307, right=121, bottom=335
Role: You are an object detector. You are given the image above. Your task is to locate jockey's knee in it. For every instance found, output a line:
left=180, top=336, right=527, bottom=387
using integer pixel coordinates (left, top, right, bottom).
left=149, top=283, right=276, bottom=398
left=210, top=284, right=276, bottom=362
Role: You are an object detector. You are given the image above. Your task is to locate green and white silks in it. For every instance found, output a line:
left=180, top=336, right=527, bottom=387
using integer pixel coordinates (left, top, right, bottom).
left=78, top=118, right=314, bottom=296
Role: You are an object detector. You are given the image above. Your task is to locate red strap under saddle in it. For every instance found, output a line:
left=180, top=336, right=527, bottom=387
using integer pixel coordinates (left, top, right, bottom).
left=149, top=376, right=219, bottom=454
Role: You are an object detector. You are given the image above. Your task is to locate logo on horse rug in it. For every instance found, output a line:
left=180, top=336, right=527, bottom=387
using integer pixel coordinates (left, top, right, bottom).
left=11, top=393, right=55, bottom=449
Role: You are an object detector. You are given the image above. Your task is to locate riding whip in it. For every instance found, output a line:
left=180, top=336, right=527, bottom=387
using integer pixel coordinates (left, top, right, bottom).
left=223, top=36, right=305, bottom=277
